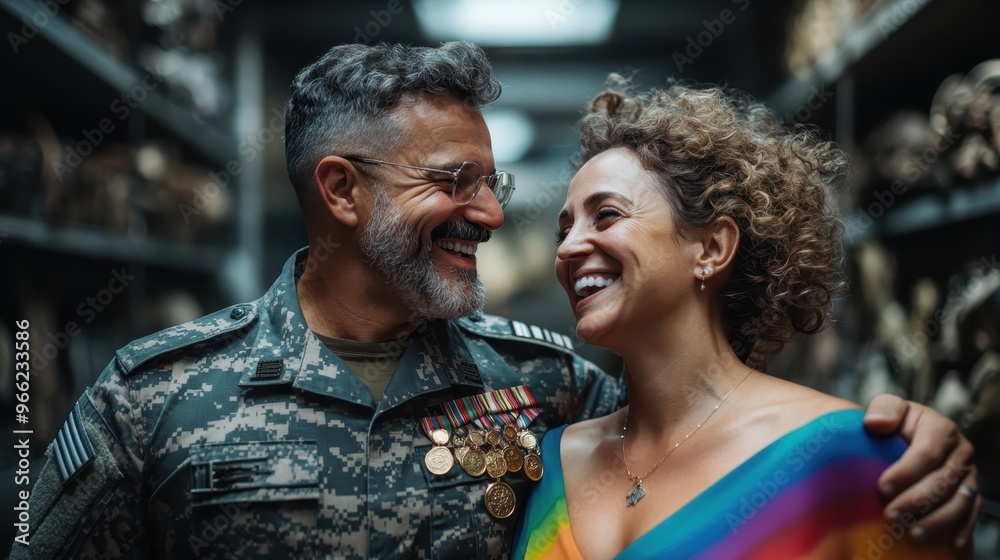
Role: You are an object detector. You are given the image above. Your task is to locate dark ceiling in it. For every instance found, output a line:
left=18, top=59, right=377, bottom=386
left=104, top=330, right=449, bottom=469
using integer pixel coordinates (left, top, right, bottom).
left=259, top=0, right=796, bottom=156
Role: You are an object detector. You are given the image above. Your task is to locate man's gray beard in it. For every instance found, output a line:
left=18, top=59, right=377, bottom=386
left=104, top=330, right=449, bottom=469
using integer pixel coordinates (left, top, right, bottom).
left=359, top=187, right=486, bottom=320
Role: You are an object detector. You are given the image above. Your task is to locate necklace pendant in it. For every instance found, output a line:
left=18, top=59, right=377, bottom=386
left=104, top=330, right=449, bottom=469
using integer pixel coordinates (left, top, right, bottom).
left=625, top=481, right=646, bottom=507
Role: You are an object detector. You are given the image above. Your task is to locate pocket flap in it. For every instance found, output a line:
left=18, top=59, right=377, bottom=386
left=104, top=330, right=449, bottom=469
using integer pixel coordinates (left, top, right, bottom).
left=189, top=440, right=320, bottom=506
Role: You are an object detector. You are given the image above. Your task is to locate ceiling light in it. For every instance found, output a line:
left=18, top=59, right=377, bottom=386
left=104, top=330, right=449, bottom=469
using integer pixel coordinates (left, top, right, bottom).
left=413, top=0, right=620, bottom=46
left=483, top=109, right=535, bottom=163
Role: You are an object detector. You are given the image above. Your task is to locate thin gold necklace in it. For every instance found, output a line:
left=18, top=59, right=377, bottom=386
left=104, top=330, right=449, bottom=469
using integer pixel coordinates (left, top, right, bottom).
left=621, top=367, right=754, bottom=507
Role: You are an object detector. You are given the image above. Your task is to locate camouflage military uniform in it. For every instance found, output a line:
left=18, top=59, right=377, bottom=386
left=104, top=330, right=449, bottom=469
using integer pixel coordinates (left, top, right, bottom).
left=12, top=249, right=623, bottom=559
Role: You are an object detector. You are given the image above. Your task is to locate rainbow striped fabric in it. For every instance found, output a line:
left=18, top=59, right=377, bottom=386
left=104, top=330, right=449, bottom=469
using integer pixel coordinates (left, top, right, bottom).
left=511, top=409, right=953, bottom=559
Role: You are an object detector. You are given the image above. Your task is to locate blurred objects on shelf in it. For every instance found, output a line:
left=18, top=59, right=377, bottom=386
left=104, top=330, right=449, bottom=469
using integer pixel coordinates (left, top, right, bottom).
left=47, top=144, right=133, bottom=234
left=134, top=141, right=233, bottom=242
left=766, top=324, right=843, bottom=391
left=850, top=58, right=1000, bottom=215
left=854, top=111, right=950, bottom=209
left=940, top=261, right=1000, bottom=367
left=853, top=248, right=1000, bottom=499
left=928, top=369, right=970, bottom=421
left=854, top=241, right=898, bottom=340
left=946, top=265, right=1000, bottom=500
left=928, top=72, right=964, bottom=140
left=853, top=0, right=883, bottom=18
left=852, top=242, right=911, bottom=402
left=71, top=0, right=129, bottom=58
left=140, top=47, right=231, bottom=122
left=139, top=0, right=232, bottom=121
left=906, top=277, right=940, bottom=403
left=963, top=350, right=999, bottom=499
left=143, top=0, right=219, bottom=51
left=8, top=113, right=233, bottom=242
left=142, top=288, right=204, bottom=332
left=0, top=133, right=43, bottom=215
left=784, top=0, right=858, bottom=78
left=931, top=59, right=1000, bottom=183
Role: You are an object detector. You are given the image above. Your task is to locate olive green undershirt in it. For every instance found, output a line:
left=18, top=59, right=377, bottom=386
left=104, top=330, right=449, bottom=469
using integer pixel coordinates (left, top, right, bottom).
left=313, top=332, right=407, bottom=403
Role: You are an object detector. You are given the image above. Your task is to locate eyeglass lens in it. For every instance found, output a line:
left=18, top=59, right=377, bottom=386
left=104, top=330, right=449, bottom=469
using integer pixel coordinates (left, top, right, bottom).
left=454, top=162, right=484, bottom=204
left=453, top=163, right=514, bottom=208
left=490, top=173, right=513, bottom=208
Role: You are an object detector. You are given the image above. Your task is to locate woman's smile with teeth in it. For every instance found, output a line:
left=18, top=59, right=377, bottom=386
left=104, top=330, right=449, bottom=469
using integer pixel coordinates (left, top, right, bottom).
left=574, top=275, right=619, bottom=297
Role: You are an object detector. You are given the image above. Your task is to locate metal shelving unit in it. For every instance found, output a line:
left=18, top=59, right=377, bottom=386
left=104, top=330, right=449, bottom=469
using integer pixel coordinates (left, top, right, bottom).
left=0, top=0, right=236, bottom=166
left=0, top=213, right=226, bottom=273
left=764, top=0, right=1000, bottom=247
left=765, top=0, right=933, bottom=116
left=0, top=0, right=264, bottom=303
left=843, top=178, right=1000, bottom=246
left=766, top=5, right=1000, bottom=549
left=0, top=3, right=269, bottom=475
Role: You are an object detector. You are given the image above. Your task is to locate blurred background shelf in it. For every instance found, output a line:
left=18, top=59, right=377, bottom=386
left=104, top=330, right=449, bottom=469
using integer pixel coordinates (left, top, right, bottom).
left=766, top=0, right=931, bottom=115
left=0, top=0, right=265, bottom=430
left=0, top=212, right=225, bottom=273
left=844, top=177, right=1000, bottom=246
left=0, top=0, right=265, bottom=306
left=0, top=0, right=236, bottom=166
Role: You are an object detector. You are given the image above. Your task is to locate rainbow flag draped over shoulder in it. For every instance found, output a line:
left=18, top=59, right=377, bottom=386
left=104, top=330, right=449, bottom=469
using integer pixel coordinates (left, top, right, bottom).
left=512, top=409, right=954, bottom=560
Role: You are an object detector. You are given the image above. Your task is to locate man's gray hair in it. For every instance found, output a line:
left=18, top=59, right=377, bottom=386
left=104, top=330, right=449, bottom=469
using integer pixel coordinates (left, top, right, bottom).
left=284, top=41, right=501, bottom=196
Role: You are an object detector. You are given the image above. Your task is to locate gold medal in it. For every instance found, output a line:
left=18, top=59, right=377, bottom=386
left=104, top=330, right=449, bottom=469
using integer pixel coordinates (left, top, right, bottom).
left=455, top=446, right=470, bottom=465
left=485, top=450, right=507, bottom=479
left=484, top=481, right=516, bottom=519
left=518, top=430, right=538, bottom=451
left=468, top=429, right=486, bottom=447
left=486, top=429, right=502, bottom=447
left=524, top=452, right=544, bottom=481
left=502, top=425, right=518, bottom=443
left=430, top=428, right=450, bottom=446
left=502, top=445, right=523, bottom=473
left=452, top=433, right=467, bottom=448
left=461, top=448, right=487, bottom=477
left=424, top=446, right=454, bottom=476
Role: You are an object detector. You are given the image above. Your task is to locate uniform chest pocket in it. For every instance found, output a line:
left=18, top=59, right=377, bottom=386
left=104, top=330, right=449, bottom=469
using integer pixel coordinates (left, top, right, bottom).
left=178, top=441, right=322, bottom=558
left=419, top=442, right=530, bottom=559
left=189, top=440, right=321, bottom=506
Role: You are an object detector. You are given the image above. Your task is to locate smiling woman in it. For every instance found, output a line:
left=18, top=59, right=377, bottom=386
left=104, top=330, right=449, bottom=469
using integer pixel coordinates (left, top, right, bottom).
left=512, top=77, right=962, bottom=560
left=573, top=75, right=850, bottom=367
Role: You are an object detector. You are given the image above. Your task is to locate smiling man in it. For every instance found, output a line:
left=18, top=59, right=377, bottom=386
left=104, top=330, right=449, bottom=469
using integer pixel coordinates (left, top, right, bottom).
left=11, top=42, right=978, bottom=560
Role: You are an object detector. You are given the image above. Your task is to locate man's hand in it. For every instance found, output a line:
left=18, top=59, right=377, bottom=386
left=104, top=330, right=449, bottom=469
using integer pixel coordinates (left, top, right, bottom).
left=864, top=394, right=980, bottom=554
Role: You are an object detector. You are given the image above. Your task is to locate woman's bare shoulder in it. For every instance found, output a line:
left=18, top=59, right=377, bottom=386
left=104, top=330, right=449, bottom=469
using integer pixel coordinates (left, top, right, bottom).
left=742, top=374, right=860, bottom=437
left=561, top=409, right=625, bottom=458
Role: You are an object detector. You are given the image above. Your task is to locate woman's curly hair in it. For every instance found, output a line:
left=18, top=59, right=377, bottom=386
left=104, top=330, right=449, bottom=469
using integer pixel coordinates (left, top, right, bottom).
left=578, top=75, right=848, bottom=367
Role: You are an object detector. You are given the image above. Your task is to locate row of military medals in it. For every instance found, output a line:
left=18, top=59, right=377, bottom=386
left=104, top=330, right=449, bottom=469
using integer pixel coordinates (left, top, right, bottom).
left=424, top=424, right=543, bottom=519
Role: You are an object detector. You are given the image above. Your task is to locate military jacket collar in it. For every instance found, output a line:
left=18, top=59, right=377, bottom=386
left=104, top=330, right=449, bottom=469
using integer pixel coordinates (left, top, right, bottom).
left=240, top=248, right=493, bottom=413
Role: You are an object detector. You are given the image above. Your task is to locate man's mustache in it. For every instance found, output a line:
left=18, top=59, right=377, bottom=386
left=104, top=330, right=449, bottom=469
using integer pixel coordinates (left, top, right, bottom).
left=430, top=221, right=492, bottom=243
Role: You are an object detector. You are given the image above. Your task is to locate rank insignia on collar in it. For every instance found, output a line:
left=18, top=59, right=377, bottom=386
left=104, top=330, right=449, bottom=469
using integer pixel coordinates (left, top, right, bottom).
left=251, top=359, right=283, bottom=381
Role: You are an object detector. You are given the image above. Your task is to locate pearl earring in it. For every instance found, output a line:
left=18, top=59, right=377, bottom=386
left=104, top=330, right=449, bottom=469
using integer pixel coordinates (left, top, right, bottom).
left=700, top=269, right=709, bottom=292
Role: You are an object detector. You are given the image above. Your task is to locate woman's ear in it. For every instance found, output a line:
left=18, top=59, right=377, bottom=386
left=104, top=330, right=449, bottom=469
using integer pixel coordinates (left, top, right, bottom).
left=313, top=156, right=364, bottom=229
left=693, top=216, right=740, bottom=285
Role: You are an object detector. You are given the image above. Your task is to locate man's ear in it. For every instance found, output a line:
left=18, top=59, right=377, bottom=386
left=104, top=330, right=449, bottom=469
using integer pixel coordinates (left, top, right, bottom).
left=314, top=156, right=364, bottom=228
left=693, top=216, right=740, bottom=283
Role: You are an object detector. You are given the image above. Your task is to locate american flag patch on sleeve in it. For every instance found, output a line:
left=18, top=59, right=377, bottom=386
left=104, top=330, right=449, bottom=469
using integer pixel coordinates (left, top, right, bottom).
left=52, top=402, right=96, bottom=485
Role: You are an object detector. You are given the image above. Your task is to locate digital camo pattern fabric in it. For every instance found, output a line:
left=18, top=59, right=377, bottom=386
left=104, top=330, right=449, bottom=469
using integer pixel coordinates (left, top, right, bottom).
left=11, top=249, right=624, bottom=560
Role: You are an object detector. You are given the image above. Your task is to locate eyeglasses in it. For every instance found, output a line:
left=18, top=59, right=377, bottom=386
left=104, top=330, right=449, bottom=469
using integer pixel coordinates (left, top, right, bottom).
left=344, top=156, right=515, bottom=209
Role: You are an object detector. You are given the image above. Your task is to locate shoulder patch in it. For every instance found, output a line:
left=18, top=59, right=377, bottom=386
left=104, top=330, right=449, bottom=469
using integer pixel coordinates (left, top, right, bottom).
left=53, top=403, right=96, bottom=484
left=115, top=302, right=259, bottom=376
left=456, top=313, right=576, bottom=354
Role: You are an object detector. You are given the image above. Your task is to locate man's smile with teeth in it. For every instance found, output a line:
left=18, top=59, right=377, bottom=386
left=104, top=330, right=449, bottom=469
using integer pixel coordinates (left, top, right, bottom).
left=574, top=274, right=620, bottom=297
left=435, top=240, right=478, bottom=256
